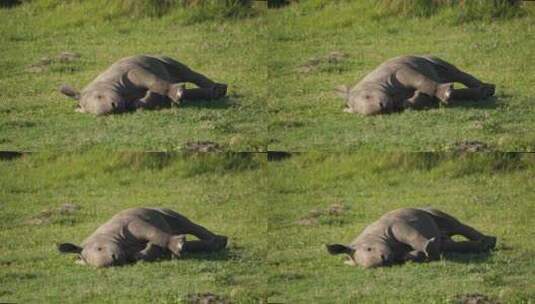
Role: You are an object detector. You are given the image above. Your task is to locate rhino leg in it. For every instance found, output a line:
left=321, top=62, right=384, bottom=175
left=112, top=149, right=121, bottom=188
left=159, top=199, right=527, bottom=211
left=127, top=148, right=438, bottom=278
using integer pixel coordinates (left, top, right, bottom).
left=133, top=91, right=176, bottom=110
left=434, top=63, right=495, bottom=102
left=441, top=234, right=496, bottom=253
left=403, top=90, right=436, bottom=109
left=158, top=208, right=227, bottom=253
left=134, top=243, right=172, bottom=262
left=441, top=223, right=496, bottom=253
left=180, top=76, right=227, bottom=101
left=402, top=250, right=428, bottom=263
left=424, top=208, right=496, bottom=253
left=127, top=219, right=185, bottom=256
left=391, top=219, right=442, bottom=260
left=180, top=222, right=227, bottom=253
left=160, top=57, right=227, bottom=100
left=127, top=68, right=183, bottom=103
left=395, top=67, right=453, bottom=103
left=181, top=88, right=220, bottom=100
left=445, top=86, right=495, bottom=102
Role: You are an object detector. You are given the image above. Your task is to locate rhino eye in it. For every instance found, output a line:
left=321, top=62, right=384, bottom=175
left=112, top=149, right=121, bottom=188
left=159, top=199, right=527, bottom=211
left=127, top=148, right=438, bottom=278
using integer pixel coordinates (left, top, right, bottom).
left=367, top=247, right=372, bottom=252
left=97, top=247, right=102, bottom=251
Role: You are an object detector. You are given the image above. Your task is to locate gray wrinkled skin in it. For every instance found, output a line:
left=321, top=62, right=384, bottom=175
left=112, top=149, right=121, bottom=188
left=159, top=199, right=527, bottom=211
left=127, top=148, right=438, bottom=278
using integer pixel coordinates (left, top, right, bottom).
left=327, top=208, right=496, bottom=268
left=60, top=55, right=227, bottom=116
left=337, top=55, right=495, bottom=115
left=58, top=207, right=227, bottom=268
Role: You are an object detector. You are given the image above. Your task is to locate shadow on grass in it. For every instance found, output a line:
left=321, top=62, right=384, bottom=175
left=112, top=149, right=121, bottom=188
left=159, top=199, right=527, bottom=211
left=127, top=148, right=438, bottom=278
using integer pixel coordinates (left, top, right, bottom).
left=0, top=151, right=25, bottom=160
left=450, top=96, right=502, bottom=110
left=179, top=96, right=238, bottom=110
left=442, top=251, right=494, bottom=264
left=179, top=248, right=235, bottom=262
left=409, top=96, right=502, bottom=112
left=101, top=95, right=237, bottom=117
left=88, top=249, right=234, bottom=268
left=356, top=96, right=503, bottom=117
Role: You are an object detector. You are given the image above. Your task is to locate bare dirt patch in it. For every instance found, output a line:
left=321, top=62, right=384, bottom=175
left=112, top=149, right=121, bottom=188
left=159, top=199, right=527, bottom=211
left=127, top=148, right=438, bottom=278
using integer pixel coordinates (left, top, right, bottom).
left=454, top=293, right=500, bottom=304
left=183, top=141, right=223, bottom=153
left=296, top=51, right=349, bottom=74
left=184, top=292, right=230, bottom=304
left=296, top=203, right=349, bottom=226
left=26, top=51, right=81, bottom=73
left=453, top=140, right=490, bottom=152
left=25, top=203, right=80, bottom=225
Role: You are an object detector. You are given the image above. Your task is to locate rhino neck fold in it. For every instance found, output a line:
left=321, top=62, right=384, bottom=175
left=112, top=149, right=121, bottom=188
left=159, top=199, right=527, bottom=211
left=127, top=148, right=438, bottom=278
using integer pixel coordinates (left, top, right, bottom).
left=82, top=81, right=122, bottom=97
left=353, top=221, right=391, bottom=248
left=83, top=220, right=127, bottom=247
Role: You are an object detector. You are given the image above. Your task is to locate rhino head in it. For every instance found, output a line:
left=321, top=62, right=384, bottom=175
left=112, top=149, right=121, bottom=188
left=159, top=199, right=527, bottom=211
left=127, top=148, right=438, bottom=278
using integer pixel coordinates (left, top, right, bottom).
left=59, top=84, right=126, bottom=116
left=58, top=237, right=128, bottom=268
left=336, top=85, right=394, bottom=116
left=326, top=240, right=394, bottom=268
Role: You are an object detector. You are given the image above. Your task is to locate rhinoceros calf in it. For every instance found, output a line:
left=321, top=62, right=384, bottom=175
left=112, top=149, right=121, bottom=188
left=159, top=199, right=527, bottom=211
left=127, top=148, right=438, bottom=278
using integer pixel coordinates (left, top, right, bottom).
left=58, top=207, right=227, bottom=267
left=326, top=208, right=496, bottom=268
left=60, top=55, right=228, bottom=115
left=337, top=55, right=496, bottom=115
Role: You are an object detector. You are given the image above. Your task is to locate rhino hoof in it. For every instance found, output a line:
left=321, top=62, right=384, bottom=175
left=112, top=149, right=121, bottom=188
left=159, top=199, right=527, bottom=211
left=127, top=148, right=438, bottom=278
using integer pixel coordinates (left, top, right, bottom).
left=213, top=235, right=228, bottom=250
left=213, top=83, right=228, bottom=99
left=169, top=235, right=186, bottom=256
left=481, top=83, right=496, bottom=98
left=170, top=84, right=185, bottom=105
left=437, top=83, right=454, bottom=103
left=482, top=236, right=497, bottom=251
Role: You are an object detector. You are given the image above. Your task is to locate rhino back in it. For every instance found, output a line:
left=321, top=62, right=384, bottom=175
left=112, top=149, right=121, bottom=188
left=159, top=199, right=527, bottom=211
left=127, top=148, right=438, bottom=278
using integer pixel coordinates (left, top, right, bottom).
left=116, top=207, right=173, bottom=232
left=81, top=207, right=172, bottom=247
left=386, top=208, right=441, bottom=241
left=352, top=55, right=440, bottom=97
left=418, top=207, right=462, bottom=232
left=351, top=216, right=393, bottom=247
left=83, top=55, right=171, bottom=93
left=355, top=208, right=441, bottom=244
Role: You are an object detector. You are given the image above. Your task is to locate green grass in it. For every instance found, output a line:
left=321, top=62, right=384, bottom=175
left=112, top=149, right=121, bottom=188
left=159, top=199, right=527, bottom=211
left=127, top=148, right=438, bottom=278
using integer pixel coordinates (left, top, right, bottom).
left=0, top=152, right=268, bottom=303
left=267, top=0, right=535, bottom=151
left=0, top=1, right=267, bottom=152
left=2, top=1, right=534, bottom=152
left=1, top=152, right=533, bottom=303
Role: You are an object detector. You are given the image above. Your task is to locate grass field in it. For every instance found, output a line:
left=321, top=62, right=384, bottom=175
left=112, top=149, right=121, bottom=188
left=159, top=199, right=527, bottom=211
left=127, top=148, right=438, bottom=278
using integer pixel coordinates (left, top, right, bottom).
left=1, top=1, right=534, bottom=304
left=2, top=1, right=534, bottom=152
left=267, top=152, right=535, bottom=303
left=1, top=152, right=533, bottom=303
left=0, top=152, right=268, bottom=303
left=267, top=1, right=535, bottom=151
left=0, top=1, right=267, bottom=152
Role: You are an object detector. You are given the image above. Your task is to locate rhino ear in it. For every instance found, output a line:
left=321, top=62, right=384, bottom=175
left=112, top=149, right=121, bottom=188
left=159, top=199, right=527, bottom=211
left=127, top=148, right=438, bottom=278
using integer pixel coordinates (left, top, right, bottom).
left=335, top=85, right=350, bottom=100
left=59, top=84, right=81, bottom=100
left=326, top=244, right=355, bottom=256
left=58, top=243, right=83, bottom=254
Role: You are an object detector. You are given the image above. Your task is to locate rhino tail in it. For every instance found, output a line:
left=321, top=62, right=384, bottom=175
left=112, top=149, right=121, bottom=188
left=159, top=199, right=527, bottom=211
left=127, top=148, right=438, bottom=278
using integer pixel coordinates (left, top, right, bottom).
left=334, top=85, right=350, bottom=100
left=326, top=244, right=354, bottom=256
left=59, top=84, right=80, bottom=100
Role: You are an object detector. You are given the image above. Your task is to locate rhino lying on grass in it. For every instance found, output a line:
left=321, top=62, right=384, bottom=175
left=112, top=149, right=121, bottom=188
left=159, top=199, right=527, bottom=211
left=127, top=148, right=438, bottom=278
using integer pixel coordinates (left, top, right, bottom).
left=58, top=208, right=227, bottom=267
left=337, top=55, right=495, bottom=115
left=326, top=208, right=496, bottom=268
left=60, top=55, right=227, bottom=115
